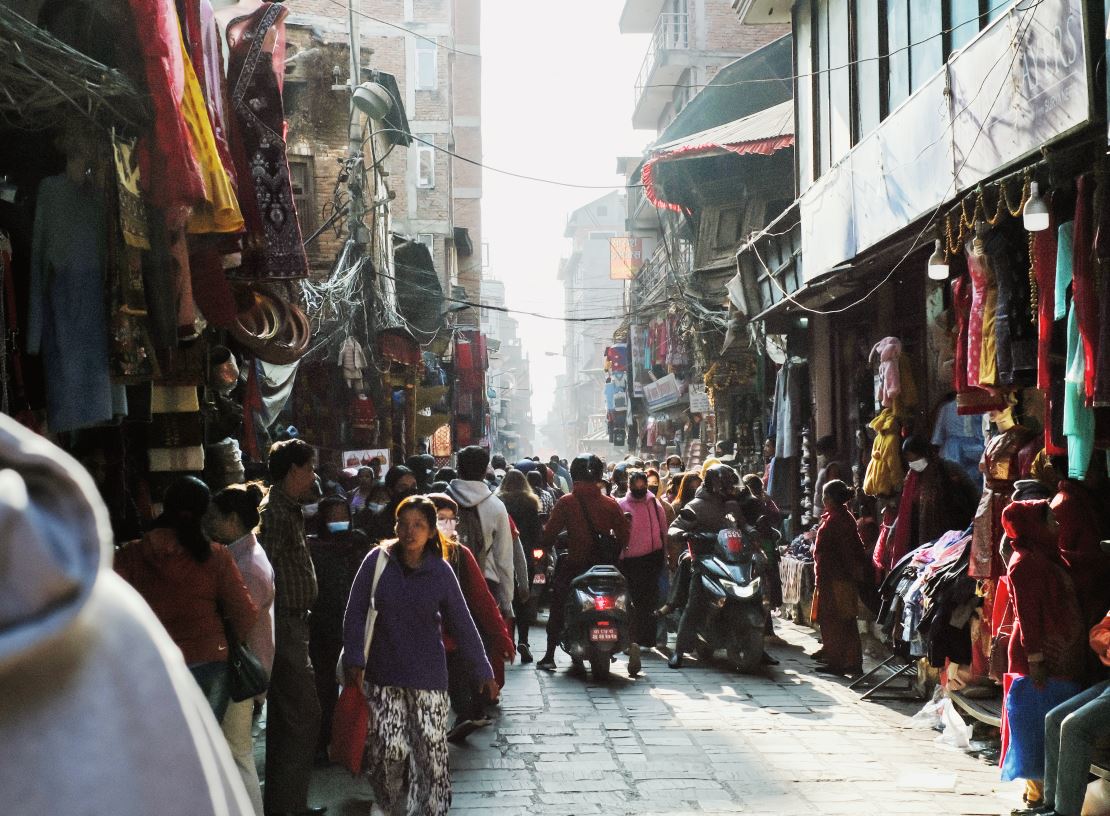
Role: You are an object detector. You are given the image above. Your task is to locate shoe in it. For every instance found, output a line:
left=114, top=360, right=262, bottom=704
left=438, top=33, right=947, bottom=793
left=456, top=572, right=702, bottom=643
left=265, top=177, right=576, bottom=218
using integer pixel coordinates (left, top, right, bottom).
left=1010, top=807, right=1055, bottom=816
left=518, top=643, right=533, bottom=664
left=668, top=651, right=685, bottom=669
left=447, top=718, right=481, bottom=743
left=628, top=643, right=641, bottom=676
left=760, top=652, right=780, bottom=666
left=810, top=649, right=826, bottom=661
left=536, top=656, right=556, bottom=672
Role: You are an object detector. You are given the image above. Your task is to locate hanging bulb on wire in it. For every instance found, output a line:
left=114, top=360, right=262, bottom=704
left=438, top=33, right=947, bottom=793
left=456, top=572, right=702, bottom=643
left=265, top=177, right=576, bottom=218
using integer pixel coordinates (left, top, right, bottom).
left=927, top=239, right=949, bottom=281
left=1023, top=182, right=1050, bottom=232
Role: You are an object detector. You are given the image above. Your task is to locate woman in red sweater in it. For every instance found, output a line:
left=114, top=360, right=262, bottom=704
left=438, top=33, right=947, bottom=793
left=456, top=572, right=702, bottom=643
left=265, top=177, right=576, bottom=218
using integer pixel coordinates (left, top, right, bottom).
left=428, top=493, right=514, bottom=743
left=116, top=476, right=258, bottom=719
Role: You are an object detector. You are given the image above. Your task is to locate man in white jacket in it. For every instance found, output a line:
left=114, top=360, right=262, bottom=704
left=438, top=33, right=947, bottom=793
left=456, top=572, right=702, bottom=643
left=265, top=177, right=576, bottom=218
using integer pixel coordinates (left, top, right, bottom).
left=0, top=413, right=254, bottom=816
left=448, top=446, right=516, bottom=616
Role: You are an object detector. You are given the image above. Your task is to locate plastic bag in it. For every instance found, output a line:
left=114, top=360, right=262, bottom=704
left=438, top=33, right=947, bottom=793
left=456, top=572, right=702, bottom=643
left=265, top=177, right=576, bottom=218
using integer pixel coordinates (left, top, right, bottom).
left=910, top=687, right=946, bottom=730
left=935, top=698, right=973, bottom=751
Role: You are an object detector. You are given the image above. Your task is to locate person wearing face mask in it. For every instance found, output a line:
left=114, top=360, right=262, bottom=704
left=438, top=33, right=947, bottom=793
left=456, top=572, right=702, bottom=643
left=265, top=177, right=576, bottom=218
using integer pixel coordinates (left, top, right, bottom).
left=360, top=465, right=418, bottom=544
left=618, top=471, right=668, bottom=675
left=306, top=498, right=369, bottom=761
left=348, top=467, right=378, bottom=515
left=427, top=494, right=514, bottom=741
left=257, top=438, right=328, bottom=816
left=884, top=435, right=979, bottom=572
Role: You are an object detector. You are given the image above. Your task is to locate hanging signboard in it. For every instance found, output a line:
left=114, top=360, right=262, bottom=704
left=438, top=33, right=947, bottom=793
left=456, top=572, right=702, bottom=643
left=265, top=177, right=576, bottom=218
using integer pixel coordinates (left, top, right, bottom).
left=643, top=373, right=682, bottom=410
left=610, top=236, right=643, bottom=280
left=342, top=448, right=391, bottom=469
left=688, top=384, right=713, bottom=414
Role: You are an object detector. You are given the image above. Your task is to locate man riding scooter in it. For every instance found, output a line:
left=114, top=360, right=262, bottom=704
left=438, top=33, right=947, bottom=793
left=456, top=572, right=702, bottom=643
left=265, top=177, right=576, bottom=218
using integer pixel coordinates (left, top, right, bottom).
left=660, top=464, right=776, bottom=669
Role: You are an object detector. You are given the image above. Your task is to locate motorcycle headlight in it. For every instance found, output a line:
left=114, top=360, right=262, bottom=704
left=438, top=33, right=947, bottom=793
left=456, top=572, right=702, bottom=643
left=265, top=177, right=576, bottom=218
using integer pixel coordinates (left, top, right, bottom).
left=735, top=577, right=761, bottom=599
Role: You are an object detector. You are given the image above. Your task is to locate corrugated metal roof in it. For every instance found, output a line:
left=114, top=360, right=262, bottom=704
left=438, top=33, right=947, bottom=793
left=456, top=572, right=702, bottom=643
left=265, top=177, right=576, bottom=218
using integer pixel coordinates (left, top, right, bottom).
left=650, top=99, right=794, bottom=158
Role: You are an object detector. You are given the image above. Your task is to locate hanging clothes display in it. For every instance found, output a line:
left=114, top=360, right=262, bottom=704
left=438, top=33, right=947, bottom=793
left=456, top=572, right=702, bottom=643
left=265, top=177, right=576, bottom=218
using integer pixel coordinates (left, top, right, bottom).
left=773, top=360, right=800, bottom=459
left=970, top=418, right=1036, bottom=580
left=226, top=2, right=309, bottom=280
left=28, top=175, right=121, bottom=433
left=953, top=273, right=1007, bottom=415
left=985, top=221, right=1036, bottom=387
left=966, top=235, right=999, bottom=389
left=931, top=397, right=984, bottom=486
left=863, top=408, right=904, bottom=497
left=125, top=0, right=206, bottom=225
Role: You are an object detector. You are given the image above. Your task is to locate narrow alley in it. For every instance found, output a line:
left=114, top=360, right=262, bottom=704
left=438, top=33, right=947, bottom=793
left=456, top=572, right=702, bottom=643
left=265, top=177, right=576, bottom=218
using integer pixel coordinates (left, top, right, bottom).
left=308, top=619, right=1021, bottom=816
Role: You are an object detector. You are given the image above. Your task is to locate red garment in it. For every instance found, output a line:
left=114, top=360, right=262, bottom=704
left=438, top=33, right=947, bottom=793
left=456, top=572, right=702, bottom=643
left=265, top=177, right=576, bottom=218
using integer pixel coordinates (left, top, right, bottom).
left=888, top=468, right=921, bottom=570
left=443, top=543, right=512, bottom=660
left=813, top=505, right=867, bottom=671
left=871, top=505, right=899, bottom=574
left=126, top=0, right=206, bottom=224
left=115, top=529, right=259, bottom=664
left=1003, top=501, right=1085, bottom=679
left=813, top=505, right=869, bottom=598
left=542, top=482, right=631, bottom=572
left=1032, top=203, right=1059, bottom=391
left=1051, top=479, right=1110, bottom=628
left=1072, top=176, right=1099, bottom=400
left=966, top=248, right=989, bottom=388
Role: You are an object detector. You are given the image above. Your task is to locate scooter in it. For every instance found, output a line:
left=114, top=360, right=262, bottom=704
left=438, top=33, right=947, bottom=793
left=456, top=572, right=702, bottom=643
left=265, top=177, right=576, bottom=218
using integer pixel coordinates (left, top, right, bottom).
left=681, top=526, right=767, bottom=673
left=529, top=543, right=555, bottom=607
left=557, top=563, right=631, bottom=681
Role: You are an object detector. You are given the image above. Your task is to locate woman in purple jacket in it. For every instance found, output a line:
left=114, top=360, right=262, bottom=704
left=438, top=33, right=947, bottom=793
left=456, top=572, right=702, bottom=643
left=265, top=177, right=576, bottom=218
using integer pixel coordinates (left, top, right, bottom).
left=342, top=495, right=496, bottom=816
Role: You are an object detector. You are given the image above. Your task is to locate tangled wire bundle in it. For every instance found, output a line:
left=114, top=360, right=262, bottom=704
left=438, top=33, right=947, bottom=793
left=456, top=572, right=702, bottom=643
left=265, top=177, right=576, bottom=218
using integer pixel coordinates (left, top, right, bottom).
left=0, top=6, right=148, bottom=131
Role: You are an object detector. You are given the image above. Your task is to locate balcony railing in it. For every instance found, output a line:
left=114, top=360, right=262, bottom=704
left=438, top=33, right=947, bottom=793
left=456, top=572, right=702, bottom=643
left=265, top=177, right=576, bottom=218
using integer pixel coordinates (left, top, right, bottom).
left=634, top=12, right=690, bottom=109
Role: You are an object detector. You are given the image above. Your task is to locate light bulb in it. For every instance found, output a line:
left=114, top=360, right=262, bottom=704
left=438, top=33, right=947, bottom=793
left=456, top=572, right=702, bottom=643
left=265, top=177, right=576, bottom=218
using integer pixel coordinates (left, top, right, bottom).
left=1023, top=181, right=1050, bottom=232
left=927, top=239, right=949, bottom=281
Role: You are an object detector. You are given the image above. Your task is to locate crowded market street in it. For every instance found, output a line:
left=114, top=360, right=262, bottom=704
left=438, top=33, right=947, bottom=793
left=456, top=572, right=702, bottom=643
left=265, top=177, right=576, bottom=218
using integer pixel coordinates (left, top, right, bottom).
left=306, top=618, right=1023, bottom=816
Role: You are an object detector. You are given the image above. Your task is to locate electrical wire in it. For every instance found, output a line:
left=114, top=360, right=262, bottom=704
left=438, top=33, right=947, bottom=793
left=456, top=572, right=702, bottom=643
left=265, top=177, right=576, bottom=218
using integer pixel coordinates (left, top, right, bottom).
left=749, top=0, right=1041, bottom=318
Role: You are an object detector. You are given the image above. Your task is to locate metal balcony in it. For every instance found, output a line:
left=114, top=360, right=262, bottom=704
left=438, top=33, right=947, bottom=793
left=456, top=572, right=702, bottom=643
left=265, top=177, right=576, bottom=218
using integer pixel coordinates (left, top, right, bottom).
left=632, top=12, right=691, bottom=130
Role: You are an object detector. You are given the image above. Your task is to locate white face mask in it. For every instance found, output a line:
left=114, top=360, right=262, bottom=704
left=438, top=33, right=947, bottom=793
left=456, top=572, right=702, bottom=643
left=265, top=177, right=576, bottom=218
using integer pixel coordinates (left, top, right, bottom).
left=907, top=458, right=929, bottom=473
left=367, top=503, right=387, bottom=514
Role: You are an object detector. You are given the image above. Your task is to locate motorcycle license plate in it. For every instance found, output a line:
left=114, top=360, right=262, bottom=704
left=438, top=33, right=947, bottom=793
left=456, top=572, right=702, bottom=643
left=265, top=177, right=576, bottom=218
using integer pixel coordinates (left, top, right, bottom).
left=590, top=627, right=618, bottom=642
left=532, top=573, right=546, bottom=585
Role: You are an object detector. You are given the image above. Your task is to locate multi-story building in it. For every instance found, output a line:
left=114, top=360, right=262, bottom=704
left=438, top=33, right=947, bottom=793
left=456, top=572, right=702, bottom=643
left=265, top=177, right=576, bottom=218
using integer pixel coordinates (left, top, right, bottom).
left=285, top=0, right=483, bottom=318
left=481, top=279, right=535, bottom=458
left=556, top=192, right=628, bottom=457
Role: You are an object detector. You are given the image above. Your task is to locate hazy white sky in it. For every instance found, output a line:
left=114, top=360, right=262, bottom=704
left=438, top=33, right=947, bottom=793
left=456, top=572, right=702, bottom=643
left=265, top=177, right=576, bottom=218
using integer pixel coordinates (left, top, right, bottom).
left=480, top=1, right=654, bottom=432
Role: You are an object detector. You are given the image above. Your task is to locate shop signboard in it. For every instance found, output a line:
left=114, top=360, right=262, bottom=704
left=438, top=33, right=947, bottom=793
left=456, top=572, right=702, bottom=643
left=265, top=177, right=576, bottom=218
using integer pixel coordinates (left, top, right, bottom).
left=688, top=384, right=713, bottom=414
left=644, top=373, right=681, bottom=410
left=342, top=449, right=390, bottom=469
left=610, top=236, right=643, bottom=280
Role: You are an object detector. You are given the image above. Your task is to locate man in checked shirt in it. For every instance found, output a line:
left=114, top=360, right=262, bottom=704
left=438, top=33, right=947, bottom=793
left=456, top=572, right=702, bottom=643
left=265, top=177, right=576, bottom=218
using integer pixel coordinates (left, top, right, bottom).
left=259, top=438, right=327, bottom=816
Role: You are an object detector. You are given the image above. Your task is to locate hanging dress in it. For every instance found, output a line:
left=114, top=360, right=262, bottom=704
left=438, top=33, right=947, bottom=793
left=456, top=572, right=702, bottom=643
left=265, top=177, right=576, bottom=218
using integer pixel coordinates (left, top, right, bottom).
left=966, top=237, right=998, bottom=389
left=226, top=2, right=308, bottom=280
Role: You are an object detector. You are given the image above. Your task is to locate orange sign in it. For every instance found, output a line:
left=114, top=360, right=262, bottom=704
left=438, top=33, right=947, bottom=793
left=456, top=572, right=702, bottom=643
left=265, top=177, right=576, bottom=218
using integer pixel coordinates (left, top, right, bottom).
left=610, top=236, right=643, bottom=280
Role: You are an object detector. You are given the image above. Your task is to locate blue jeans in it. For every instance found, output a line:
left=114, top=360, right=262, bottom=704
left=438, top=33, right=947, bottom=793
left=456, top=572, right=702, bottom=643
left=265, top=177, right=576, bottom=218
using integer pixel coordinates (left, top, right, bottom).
left=1044, top=678, right=1110, bottom=816
left=188, top=660, right=231, bottom=721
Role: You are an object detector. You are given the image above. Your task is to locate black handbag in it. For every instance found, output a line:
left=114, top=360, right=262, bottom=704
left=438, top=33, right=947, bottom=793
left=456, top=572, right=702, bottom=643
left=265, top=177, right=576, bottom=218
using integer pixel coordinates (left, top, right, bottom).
left=222, top=613, right=269, bottom=702
left=576, top=494, right=622, bottom=565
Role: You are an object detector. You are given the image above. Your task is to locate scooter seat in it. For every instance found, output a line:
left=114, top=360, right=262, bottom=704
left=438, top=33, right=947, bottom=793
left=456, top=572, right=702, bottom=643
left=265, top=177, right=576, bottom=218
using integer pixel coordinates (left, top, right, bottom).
left=571, top=566, right=627, bottom=592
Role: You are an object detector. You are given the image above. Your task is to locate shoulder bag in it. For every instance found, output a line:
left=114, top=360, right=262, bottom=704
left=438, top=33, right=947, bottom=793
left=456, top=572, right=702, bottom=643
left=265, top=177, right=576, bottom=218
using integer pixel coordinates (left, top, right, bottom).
left=576, top=494, right=622, bottom=565
left=221, top=607, right=269, bottom=703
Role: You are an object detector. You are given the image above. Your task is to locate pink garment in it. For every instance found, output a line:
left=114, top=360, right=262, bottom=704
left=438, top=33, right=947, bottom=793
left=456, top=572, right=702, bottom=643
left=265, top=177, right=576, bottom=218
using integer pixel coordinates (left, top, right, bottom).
left=966, top=243, right=989, bottom=388
left=226, top=532, right=276, bottom=675
left=618, top=493, right=667, bottom=560
left=869, top=337, right=903, bottom=408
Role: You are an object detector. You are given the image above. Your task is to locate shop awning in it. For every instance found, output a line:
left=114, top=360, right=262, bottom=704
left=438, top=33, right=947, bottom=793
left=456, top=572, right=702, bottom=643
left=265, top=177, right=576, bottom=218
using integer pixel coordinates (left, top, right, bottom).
left=643, top=100, right=794, bottom=212
left=394, top=239, right=444, bottom=336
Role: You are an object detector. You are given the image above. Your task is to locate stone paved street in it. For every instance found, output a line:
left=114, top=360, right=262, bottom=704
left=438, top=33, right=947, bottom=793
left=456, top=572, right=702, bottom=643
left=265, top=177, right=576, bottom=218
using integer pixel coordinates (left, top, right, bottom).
left=308, top=618, right=1023, bottom=815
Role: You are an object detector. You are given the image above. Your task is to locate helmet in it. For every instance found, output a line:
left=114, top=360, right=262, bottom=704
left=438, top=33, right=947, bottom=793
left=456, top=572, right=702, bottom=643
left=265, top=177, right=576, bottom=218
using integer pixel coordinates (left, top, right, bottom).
left=570, top=454, right=605, bottom=483
left=702, top=463, right=740, bottom=498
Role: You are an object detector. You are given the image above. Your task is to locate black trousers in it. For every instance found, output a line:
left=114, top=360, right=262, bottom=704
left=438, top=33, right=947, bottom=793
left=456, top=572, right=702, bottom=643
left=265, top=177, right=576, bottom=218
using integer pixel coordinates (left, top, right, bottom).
left=545, top=559, right=577, bottom=651
left=308, top=631, right=341, bottom=754
left=621, top=550, right=664, bottom=647
left=446, top=649, right=485, bottom=721
left=265, top=616, right=321, bottom=813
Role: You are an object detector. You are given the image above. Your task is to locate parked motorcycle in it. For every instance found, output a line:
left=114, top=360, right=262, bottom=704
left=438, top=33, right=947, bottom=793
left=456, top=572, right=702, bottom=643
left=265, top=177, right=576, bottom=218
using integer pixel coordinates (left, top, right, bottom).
left=529, top=544, right=554, bottom=607
left=682, top=527, right=767, bottom=673
left=557, top=562, right=631, bottom=681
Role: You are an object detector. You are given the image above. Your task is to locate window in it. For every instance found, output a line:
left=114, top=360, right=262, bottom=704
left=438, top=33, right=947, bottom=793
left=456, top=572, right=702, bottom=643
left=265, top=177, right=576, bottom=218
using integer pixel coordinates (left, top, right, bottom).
left=948, top=0, right=982, bottom=52
left=414, top=39, right=437, bottom=91
left=416, top=134, right=435, bottom=188
left=714, top=207, right=743, bottom=249
left=417, top=233, right=435, bottom=248
left=986, top=0, right=1015, bottom=23
left=288, top=158, right=315, bottom=234
left=589, top=231, right=616, bottom=241
left=886, top=0, right=910, bottom=110
left=794, top=1, right=814, bottom=188
left=813, top=0, right=850, bottom=174
left=909, top=3, right=943, bottom=92
left=854, top=0, right=881, bottom=139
